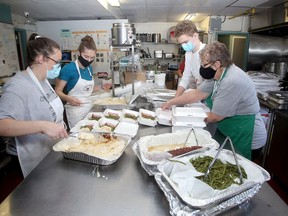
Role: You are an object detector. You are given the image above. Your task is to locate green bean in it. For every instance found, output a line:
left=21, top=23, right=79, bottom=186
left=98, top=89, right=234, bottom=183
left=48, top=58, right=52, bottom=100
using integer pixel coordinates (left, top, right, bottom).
left=190, top=156, right=247, bottom=190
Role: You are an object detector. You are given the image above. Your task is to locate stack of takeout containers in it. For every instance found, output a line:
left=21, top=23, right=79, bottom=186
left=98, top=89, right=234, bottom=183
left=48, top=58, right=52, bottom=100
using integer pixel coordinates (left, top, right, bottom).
left=171, top=106, right=207, bottom=129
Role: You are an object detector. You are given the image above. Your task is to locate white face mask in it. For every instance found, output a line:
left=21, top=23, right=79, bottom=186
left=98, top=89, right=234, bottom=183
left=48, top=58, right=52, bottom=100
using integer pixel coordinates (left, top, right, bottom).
left=46, top=63, right=61, bottom=79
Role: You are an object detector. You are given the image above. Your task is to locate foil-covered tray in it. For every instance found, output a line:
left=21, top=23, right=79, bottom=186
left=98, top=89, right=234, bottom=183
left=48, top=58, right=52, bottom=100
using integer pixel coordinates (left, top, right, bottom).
left=137, top=130, right=219, bottom=166
left=154, top=173, right=262, bottom=216
left=157, top=149, right=270, bottom=209
left=62, top=152, right=117, bottom=165
left=132, top=141, right=158, bottom=176
left=132, top=130, right=219, bottom=176
left=53, top=132, right=131, bottom=165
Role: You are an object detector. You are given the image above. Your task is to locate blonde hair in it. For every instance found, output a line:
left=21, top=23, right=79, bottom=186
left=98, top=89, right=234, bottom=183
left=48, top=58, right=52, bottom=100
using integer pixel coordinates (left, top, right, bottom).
left=175, top=20, right=198, bottom=38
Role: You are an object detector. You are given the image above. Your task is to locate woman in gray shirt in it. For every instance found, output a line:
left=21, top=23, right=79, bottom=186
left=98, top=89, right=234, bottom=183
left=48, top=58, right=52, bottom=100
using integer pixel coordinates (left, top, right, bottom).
left=162, top=41, right=267, bottom=160
left=0, top=33, right=68, bottom=177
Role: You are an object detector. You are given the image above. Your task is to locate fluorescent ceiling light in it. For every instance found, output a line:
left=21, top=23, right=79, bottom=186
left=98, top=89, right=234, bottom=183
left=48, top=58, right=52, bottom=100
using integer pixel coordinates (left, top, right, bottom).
left=108, top=0, right=120, bottom=7
left=184, top=13, right=196, bottom=20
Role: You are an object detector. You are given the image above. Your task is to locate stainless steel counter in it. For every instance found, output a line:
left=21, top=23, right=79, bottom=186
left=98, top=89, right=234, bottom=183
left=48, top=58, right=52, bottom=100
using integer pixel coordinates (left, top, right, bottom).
left=0, top=125, right=287, bottom=216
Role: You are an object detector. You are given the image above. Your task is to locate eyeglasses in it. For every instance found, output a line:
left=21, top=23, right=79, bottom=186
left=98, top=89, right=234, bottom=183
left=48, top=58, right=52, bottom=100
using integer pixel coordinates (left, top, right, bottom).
left=46, top=56, right=62, bottom=68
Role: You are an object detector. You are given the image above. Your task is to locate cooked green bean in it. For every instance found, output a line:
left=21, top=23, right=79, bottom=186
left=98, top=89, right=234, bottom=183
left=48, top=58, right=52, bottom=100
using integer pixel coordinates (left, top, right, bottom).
left=190, top=156, right=247, bottom=190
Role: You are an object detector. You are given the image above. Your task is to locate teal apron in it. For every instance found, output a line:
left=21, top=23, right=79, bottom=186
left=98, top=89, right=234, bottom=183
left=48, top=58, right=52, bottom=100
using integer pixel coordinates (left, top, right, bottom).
left=205, top=67, right=255, bottom=159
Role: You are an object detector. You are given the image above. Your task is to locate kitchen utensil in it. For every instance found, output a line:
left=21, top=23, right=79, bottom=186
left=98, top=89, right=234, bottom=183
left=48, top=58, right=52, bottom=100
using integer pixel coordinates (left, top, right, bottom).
left=191, top=128, right=199, bottom=146
left=204, top=137, right=243, bottom=184
left=184, top=128, right=193, bottom=145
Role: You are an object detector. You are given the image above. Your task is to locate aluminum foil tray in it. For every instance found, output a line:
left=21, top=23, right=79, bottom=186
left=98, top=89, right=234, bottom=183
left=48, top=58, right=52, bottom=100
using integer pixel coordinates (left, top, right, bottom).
left=157, top=149, right=270, bottom=209
left=54, top=133, right=131, bottom=166
left=62, top=152, right=117, bottom=165
left=154, top=173, right=262, bottom=216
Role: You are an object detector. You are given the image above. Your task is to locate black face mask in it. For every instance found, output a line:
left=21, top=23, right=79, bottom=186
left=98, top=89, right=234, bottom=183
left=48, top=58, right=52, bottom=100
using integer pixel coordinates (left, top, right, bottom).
left=200, top=66, right=217, bottom=79
left=78, top=55, right=93, bottom=68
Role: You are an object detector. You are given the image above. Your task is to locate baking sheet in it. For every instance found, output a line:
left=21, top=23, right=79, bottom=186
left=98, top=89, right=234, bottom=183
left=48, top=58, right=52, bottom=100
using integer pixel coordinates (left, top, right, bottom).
left=157, top=149, right=270, bottom=208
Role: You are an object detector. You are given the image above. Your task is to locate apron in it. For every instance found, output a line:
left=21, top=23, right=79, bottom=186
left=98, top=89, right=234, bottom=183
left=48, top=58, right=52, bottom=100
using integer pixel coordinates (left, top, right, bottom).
left=205, top=67, right=255, bottom=159
left=65, top=60, right=94, bottom=128
left=18, top=67, right=65, bottom=177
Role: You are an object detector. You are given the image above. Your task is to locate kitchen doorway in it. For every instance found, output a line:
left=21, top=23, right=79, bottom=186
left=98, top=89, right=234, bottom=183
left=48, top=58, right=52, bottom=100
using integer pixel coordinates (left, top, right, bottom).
left=216, top=32, right=249, bottom=71
left=14, top=28, right=27, bottom=70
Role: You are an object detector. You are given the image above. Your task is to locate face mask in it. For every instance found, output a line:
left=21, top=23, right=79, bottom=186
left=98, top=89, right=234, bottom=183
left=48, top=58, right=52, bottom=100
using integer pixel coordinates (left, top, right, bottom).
left=200, top=66, right=217, bottom=79
left=181, top=41, right=195, bottom=52
left=78, top=55, right=93, bottom=68
left=47, top=63, right=61, bottom=79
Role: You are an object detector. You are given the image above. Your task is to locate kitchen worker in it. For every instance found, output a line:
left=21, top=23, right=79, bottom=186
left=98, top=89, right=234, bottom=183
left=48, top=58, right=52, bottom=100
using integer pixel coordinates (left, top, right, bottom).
left=176, top=55, right=185, bottom=78
left=162, top=41, right=267, bottom=160
left=0, top=33, right=68, bottom=177
left=55, top=35, right=111, bottom=129
left=174, top=20, right=206, bottom=97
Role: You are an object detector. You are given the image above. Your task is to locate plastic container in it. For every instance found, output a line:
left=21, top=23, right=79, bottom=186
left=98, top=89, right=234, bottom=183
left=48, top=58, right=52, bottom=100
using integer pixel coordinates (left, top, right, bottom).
left=154, top=73, right=166, bottom=87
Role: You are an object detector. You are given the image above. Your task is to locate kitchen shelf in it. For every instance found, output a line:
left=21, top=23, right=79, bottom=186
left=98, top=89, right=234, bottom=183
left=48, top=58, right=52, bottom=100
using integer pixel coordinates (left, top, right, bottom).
left=141, top=42, right=179, bottom=45
left=142, top=58, right=180, bottom=60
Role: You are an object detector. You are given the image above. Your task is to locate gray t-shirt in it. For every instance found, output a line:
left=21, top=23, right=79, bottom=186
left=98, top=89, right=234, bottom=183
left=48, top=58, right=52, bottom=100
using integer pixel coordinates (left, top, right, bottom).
left=0, top=71, right=59, bottom=177
left=199, top=64, right=267, bottom=149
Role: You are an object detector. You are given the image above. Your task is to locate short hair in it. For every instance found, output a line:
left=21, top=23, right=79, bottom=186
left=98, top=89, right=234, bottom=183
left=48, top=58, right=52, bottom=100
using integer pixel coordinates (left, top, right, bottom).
left=175, top=20, right=198, bottom=38
left=199, top=41, right=233, bottom=67
left=26, top=33, right=60, bottom=66
left=78, top=35, right=97, bottom=53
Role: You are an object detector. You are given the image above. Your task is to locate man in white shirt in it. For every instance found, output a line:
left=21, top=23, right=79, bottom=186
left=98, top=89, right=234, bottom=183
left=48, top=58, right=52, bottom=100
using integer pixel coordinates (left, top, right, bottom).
left=175, top=20, right=206, bottom=97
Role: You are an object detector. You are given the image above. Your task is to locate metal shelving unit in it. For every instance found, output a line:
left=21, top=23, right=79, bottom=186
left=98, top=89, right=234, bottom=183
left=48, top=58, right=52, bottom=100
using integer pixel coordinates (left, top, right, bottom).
left=109, top=45, right=135, bottom=97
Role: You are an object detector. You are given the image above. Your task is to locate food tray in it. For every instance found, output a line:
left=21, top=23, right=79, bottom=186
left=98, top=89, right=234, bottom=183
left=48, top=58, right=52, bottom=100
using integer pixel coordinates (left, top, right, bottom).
left=154, top=173, right=262, bottom=216
left=53, top=133, right=131, bottom=165
left=114, top=121, right=139, bottom=138
left=138, top=108, right=157, bottom=126
left=157, top=148, right=270, bottom=209
left=172, top=107, right=207, bottom=118
left=62, top=152, right=118, bottom=165
left=132, top=141, right=159, bottom=176
left=172, top=117, right=206, bottom=128
left=94, top=96, right=131, bottom=110
left=156, top=108, right=172, bottom=126
left=121, top=109, right=139, bottom=124
left=70, top=120, right=98, bottom=133
left=85, top=112, right=103, bottom=121
left=138, top=130, right=219, bottom=166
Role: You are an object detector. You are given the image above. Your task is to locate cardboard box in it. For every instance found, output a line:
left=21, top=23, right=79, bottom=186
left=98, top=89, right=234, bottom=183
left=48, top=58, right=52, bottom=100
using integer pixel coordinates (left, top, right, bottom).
left=124, top=71, right=146, bottom=84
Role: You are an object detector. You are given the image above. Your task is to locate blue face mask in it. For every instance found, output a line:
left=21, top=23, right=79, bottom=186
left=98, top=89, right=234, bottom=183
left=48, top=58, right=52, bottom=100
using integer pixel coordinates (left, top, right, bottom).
left=181, top=41, right=195, bottom=52
left=47, top=63, right=61, bottom=79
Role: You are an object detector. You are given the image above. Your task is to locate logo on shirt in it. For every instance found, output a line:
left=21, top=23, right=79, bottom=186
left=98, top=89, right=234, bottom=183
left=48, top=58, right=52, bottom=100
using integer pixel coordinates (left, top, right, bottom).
left=83, top=85, right=93, bottom=92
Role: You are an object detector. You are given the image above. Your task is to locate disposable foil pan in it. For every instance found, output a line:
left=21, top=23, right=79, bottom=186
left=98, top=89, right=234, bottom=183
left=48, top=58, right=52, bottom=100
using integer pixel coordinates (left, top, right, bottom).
left=132, top=141, right=158, bottom=176
left=157, top=149, right=270, bottom=209
left=54, top=133, right=131, bottom=165
left=154, top=173, right=262, bottom=216
left=62, top=152, right=118, bottom=165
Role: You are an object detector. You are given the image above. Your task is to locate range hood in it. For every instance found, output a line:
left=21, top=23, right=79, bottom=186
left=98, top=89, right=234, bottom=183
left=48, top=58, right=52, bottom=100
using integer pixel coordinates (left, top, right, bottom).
left=249, top=2, right=288, bottom=37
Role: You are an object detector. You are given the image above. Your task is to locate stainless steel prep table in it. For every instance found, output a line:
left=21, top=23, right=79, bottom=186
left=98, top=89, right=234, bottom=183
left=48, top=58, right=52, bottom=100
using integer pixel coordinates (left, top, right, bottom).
left=0, top=125, right=288, bottom=216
